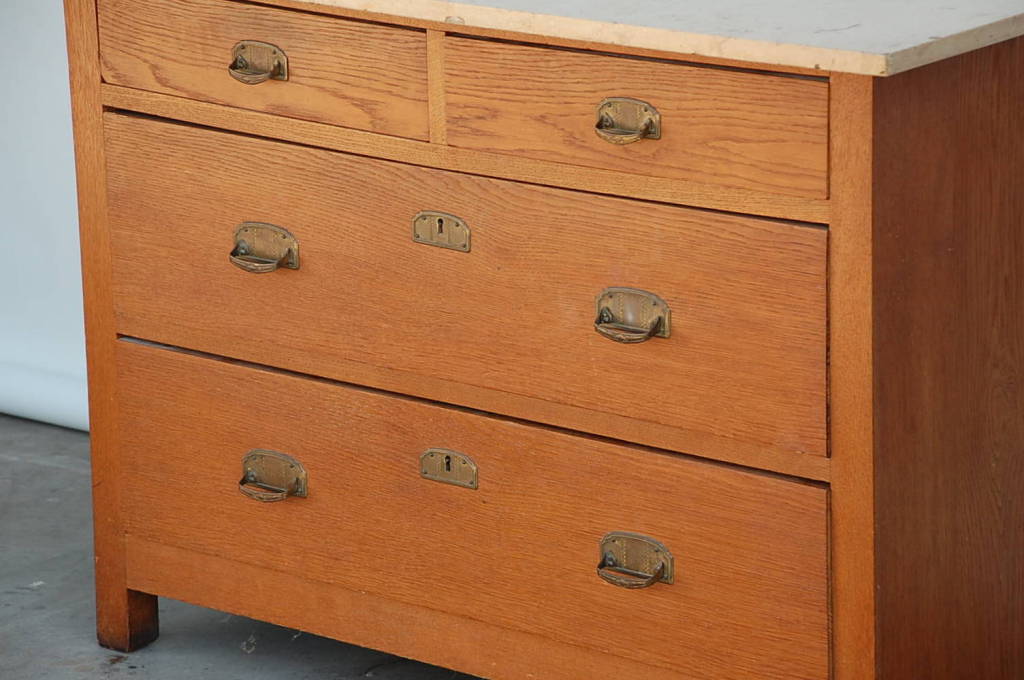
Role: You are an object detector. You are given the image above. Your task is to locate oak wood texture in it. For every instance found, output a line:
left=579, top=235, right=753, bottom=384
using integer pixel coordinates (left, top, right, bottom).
left=115, top=340, right=830, bottom=680
left=101, top=84, right=831, bottom=224
left=426, top=30, right=446, bottom=144
left=444, top=37, right=829, bottom=199
left=827, top=73, right=876, bottom=680
left=63, top=0, right=159, bottom=652
left=97, top=0, right=429, bottom=140
left=102, top=113, right=829, bottom=474
left=126, top=538, right=697, bottom=680
left=871, top=36, right=1024, bottom=680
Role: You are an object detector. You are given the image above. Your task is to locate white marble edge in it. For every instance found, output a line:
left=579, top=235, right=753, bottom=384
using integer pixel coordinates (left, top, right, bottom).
left=885, top=12, right=1024, bottom=75
left=295, top=0, right=1024, bottom=76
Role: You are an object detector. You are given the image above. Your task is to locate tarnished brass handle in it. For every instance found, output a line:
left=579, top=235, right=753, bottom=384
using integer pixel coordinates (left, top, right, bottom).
left=230, top=222, right=300, bottom=274
left=239, top=449, right=307, bottom=503
left=594, top=287, right=671, bottom=344
left=596, top=532, right=674, bottom=589
left=597, top=552, right=667, bottom=589
left=594, top=97, right=661, bottom=145
left=595, top=311, right=664, bottom=343
left=229, top=248, right=291, bottom=274
left=595, top=116, right=652, bottom=145
left=228, top=41, right=289, bottom=85
left=238, top=478, right=290, bottom=502
left=228, top=57, right=274, bottom=85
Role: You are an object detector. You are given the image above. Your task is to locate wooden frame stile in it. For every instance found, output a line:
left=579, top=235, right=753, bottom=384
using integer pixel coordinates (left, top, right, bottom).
left=64, top=0, right=160, bottom=650
left=828, top=73, right=876, bottom=680
left=425, top=29, right=447, bottom=145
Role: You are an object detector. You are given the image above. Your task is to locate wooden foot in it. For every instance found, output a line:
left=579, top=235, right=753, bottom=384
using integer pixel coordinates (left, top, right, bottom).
left=96, top=589, right=160, bottom=652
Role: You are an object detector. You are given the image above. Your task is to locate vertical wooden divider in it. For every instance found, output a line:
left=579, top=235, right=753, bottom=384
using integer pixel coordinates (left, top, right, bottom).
left=426, top=29, right=447, bottom=145
left=827, top=73, right=876, bottom=680
left=64, top=0, right=160, bottom=651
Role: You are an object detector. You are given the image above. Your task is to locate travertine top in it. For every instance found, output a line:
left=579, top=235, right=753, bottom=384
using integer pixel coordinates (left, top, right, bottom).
left=302, top=0, right=1024, bottom=75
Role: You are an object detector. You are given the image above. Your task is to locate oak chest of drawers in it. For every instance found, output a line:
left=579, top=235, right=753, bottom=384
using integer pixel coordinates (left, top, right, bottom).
left=64, top=1, right=1024, bottom=678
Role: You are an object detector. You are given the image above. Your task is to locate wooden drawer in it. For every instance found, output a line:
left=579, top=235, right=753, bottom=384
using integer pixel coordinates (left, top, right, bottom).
left=445, top=38, right=829, bottom=199
left=115, top=340, right=830, bottom=679
left=98, top=0, right=428, bottom=140
left=104, top=113, right=827, bottom=468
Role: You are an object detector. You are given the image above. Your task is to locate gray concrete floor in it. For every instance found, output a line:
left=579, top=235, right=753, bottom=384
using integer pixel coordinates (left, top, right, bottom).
left=0, top=414, right=478, bottom=679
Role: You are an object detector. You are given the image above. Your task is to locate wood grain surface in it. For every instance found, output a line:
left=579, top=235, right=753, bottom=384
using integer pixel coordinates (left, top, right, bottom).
left=98, top=0, right=429, bottom=139
left=102, top=84, right=831, bottom=224
left=872, top=36, right=1024, bottom=680
left=63, top=0, right=159, bottom=652
left=125, top=537, right=694, bottom=680
left=426, top=29, right=446, bottom=144
left=116, top=340, right=830, bottom=679
left=445, top=37, right=829, bottom=199
left=827, top=73, right=876, bottom=680
left=103, top=113, right=828, bottom=471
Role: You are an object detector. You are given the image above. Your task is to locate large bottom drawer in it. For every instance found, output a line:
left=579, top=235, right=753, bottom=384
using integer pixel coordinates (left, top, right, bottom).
left=115, top=340, right=829, bottom=679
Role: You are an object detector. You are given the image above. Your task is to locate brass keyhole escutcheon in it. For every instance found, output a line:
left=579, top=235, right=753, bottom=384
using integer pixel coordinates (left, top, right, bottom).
left=412, top=211, right=471, bottom=252
left=420, top=448, right=478, bottom=489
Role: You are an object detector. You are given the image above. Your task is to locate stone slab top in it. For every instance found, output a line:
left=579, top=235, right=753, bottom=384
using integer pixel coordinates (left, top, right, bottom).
left=300, top=0, right=1024, bottom=75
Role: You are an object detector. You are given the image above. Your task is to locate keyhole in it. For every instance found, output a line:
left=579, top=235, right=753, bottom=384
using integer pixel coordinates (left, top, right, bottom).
left=444, top=455, right=452, bottom=473
left=437, top=217, right=444, bottom=234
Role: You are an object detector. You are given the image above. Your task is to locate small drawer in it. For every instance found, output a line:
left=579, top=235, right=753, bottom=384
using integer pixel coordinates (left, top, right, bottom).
left=445, top=37, right=829, bottom=199
left=98, top=0, right=428, bottom=140
left=116, top=340, right=830, bottom=680
left=103, top=113, right=827, bottom=465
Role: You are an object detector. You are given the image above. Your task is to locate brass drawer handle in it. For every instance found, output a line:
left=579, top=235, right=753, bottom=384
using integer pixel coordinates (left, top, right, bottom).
left=239, top=481, right=291, bottom=502
left=597, top=531, right=674, bottom=589
left=594, top=97, right=661, bottom=145
left=598, top=555, right=666, bottom=589
left=239, top=449, right=307, bottom=502
left=594, top=287, right=671, bottom=343
left=228, top=40, right=289, bottom=85
left=230, top=222, right=300, bottom=274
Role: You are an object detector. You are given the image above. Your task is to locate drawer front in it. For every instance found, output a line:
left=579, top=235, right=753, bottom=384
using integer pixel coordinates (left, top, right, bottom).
left=445, top=38, right=829, bottom=199
left=98, top=0, right=428, bottom=140
left=104, top=113, right=827, bottom=462
left=116, top=341, right=830, bottom=679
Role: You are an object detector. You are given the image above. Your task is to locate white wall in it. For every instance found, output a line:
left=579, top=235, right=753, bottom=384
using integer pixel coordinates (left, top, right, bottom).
left=0, top=1, right=88, bottom=431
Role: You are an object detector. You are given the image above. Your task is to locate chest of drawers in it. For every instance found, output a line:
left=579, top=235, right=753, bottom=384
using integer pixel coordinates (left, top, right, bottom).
left=64, top=0, right=1024, bottom=678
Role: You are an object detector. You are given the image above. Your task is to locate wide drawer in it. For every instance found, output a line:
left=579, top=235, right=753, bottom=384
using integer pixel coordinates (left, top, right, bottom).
left=104, top=113, right=827, bottom=468
left=116, top=340, right=830, bottom=679
left=98, top=0, right=428, bottom=140
left=445, top=37, right=829, bottom=199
